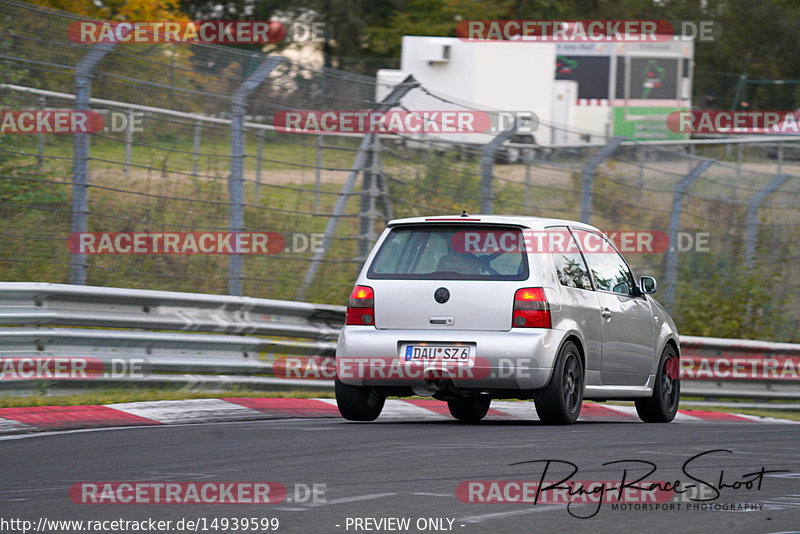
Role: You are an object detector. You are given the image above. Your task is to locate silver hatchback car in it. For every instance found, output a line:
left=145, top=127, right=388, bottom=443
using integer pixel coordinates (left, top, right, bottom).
left=335, top=214, right=680, bottom=424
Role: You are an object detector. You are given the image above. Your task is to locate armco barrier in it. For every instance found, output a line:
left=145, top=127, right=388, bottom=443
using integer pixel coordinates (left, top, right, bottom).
left=679, top=336, right=800, bottom=399
left=0, top=283, right=799, bottom=399
left=0, top=282, right=343, bottom=390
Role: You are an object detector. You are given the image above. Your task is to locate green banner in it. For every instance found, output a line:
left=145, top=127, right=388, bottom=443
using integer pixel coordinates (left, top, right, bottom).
left=613, top=106, right=689, bottom=140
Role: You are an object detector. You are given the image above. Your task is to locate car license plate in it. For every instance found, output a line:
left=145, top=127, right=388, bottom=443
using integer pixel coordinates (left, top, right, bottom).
left=401, top=344, right=474, bottom=365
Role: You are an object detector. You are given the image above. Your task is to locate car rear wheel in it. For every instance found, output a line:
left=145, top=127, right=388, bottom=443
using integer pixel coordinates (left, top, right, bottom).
left=534, top=341, right=583, bottom=425
left=335, top=379, right=385, bottom=421
left=447, top=396, right=491, bottom=421
left=635, top=345, right=680, bottom=423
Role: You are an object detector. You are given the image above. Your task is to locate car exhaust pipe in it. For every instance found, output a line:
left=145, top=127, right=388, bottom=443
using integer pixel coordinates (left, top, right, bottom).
left=416, top=369, right=454, bottom=395
left=412, top=385, right=438, bottom=397
left=425, top=376, right=447, bottom=390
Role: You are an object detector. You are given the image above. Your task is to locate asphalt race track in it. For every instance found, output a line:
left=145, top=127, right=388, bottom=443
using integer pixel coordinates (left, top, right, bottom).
left=2, top=415, right=800, bottom=534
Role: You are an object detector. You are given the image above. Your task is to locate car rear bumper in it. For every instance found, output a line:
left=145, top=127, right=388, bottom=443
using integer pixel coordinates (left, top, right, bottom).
left=336, top=327, right=566, bottom=390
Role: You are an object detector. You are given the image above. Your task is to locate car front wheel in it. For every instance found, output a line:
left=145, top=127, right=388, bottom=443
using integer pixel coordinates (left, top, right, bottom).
left=335, top=379, right=385, bottom=421
left=635, top=345, right=680, bottom=423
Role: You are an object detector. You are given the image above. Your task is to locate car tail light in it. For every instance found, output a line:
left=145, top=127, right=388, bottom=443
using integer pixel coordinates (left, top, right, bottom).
left=512, top=287, right=551, bottom=328
left=346, top=285, right=375, bottom=326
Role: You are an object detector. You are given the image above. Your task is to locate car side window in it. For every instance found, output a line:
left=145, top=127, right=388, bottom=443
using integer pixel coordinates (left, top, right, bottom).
left=572, top=230, right=635, bottom=295
left=549, top=227, right=593, bottom=290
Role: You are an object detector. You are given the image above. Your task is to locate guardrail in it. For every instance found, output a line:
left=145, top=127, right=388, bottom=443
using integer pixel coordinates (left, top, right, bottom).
left=679, top=336, right=800, bottom=400
left=1, top=283, right=799, bottom=399
left=0, top=282, right=343, bottom=390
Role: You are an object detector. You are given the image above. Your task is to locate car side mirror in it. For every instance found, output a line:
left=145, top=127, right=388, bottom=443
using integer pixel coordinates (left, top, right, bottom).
left=639, top=276, right=657, bottom=294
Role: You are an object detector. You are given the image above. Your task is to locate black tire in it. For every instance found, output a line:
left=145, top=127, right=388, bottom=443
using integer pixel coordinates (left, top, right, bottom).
left=635, top=345, right=680, bottom=423
left=335, top=379, right=385, bottom=421
left=534, top=341, right=583, bottom=425
left=447, top=396, right=491, bottom=421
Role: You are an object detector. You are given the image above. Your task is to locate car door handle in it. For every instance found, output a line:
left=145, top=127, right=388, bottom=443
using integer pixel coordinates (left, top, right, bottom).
left=601, top=308, right=612, bottom=319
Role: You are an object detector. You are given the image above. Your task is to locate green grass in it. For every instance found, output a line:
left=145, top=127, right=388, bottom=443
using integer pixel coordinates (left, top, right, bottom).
left=0, top=157, right=366, bottom=302
left=0, top=136, right=489, bottom=304
left=13, top=132, right=360, bottom=174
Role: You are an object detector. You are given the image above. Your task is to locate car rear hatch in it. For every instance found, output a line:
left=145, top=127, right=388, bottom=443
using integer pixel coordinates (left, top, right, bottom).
left=366, top=223, right=531, bottom=331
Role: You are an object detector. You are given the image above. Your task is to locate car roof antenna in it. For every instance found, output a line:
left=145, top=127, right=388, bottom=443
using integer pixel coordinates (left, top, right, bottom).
left=460, top=209, right=469, bottom=217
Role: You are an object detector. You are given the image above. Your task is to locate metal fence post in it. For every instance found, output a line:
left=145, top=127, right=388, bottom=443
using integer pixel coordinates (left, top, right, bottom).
left=358, top=134, right=383, bottom=258
left=123, top=108, right=133, bottom=179
left=663, top=159, right=715, bottom=311
left=524, top=155, right=531, bottom=211
left=375, top=137, right=394, bottom=223
left=192, top=120, right=201, bottom=179
left=70, top=40, right=118, bottom=285
left=296, top=75, right=417, bottom=301
left=36, top=95, right=45, bottom=173
left=736, top=143, right=743, bottom=181
left=314, top=134, right=323, bottom=211
left=254, top=127, right=264, bottom=202
left=636, top=145, right=644, bottom=194
left=579, top=136, right=626, bottom=224
left=228, top=56, right=283, bottom=296
left=480, top=122, right=518, bottom=214
left=745, top=174, right=790, bottom=268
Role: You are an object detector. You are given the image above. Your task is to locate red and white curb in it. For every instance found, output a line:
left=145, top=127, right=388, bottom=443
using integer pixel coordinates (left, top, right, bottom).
left=0, top=398, right=794, bottom=435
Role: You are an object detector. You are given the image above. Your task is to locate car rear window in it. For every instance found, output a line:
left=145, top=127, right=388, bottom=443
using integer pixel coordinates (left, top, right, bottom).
left=367, top=225, right=529, bottom=280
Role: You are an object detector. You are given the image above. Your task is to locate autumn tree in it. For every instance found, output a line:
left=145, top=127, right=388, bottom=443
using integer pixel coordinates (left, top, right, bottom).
left=29, top=0, right=186, bottom=20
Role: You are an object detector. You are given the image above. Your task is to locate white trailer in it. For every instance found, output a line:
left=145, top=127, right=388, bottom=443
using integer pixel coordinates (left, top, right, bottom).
left=377, top=35, right=693, bottom=146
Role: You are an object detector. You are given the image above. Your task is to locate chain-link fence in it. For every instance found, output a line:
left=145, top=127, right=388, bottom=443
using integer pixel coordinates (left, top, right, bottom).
left=2, top=0, right=799, bottom=341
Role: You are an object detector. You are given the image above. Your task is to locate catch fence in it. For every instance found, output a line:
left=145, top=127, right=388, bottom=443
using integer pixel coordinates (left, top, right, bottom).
left=2, top=0, right=799, bottom=341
